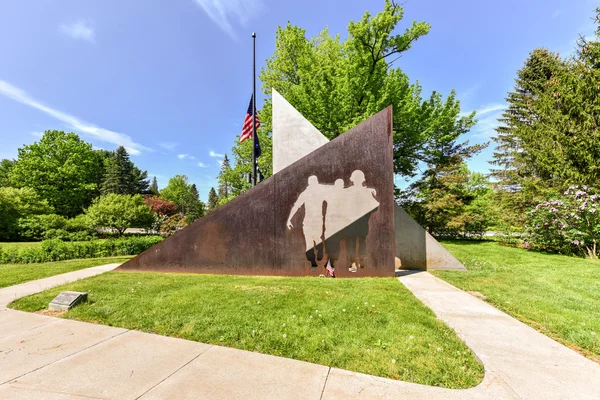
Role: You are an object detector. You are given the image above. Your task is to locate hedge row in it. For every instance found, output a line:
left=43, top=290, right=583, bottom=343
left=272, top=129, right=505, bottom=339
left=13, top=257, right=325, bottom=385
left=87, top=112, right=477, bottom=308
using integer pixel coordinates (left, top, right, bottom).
left=0, top=236, right=163, bottom=264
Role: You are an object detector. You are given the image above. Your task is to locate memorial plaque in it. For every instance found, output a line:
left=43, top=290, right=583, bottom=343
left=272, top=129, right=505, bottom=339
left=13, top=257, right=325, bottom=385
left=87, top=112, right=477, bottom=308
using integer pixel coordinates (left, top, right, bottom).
left=49, top=291, right=87, bottom=311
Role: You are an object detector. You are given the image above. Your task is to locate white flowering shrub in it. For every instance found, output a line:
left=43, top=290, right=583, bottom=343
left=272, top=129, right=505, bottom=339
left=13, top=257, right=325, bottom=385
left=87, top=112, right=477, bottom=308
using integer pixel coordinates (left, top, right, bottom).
left=526, top=186, right=600, bottom=258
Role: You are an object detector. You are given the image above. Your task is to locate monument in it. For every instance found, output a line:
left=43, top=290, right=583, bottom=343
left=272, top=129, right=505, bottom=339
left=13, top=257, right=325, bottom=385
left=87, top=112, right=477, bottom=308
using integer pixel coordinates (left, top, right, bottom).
left=118, top=90, right=463, bottom=277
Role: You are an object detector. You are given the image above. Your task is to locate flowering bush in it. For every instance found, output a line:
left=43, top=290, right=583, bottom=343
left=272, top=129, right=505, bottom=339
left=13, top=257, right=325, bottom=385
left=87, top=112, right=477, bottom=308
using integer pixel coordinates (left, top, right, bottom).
left=144, top=196, right=178, bottom=217
left=526, top=186, right=600, bottom=258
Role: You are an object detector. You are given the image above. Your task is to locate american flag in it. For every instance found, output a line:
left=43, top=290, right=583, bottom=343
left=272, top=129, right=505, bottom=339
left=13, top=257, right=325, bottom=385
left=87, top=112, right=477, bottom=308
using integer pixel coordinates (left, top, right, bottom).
left=326, top=260, right=335, bottom=277
left=239, top=95, right=260, bottom=143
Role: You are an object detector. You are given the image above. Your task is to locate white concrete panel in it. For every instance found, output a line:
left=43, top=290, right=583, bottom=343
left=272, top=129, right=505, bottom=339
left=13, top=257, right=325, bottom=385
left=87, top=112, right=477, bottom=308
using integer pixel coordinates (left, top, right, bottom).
left=272, top=88, right=329, bottom=173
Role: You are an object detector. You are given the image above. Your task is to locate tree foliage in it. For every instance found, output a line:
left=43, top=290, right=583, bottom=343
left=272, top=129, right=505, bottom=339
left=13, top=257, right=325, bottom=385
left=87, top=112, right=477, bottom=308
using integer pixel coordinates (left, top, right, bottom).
left=0, top=187, right=53, bottom=240
left=150, top=176, right=159, bottom=195
left=85, top=193, right=154, bottom=236
left=9, top=130, right=101, bottom=217
left=160, top=175, right=205, bottom=222
left=0, top=159, right=14, bottom=187
left=207, top=187, right=219, bottom=212
left=220, top=0, right=474, bottom=198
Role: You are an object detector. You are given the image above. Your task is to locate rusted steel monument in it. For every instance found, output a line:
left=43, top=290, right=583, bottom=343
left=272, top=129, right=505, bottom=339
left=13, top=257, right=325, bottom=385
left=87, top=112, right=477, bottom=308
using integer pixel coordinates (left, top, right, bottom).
left=118, top=90, right=464, bottom=277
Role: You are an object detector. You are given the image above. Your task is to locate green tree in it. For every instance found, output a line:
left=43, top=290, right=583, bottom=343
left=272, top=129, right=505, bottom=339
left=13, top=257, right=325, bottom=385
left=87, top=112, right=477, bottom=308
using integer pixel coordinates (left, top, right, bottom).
left=9, top=131, right=100, bottom=216
left=100, top=146, right=149, bottom=195
left=0, top=159, right=14, bottom=187
left=0, top=187, right=53, bottom=240
left=150, top=176, right=159, bottom=195
left=85, top=193, right=154, bottom=236
left=401, top=136, right=489, bottom=236
left=185, top=184, right=205, bottom=222
left=207, top=187, right=218, bottom=212
left=221, top=1, right=474, bottom=197
left=527, top=11, right=600, bottom=187
left=490, top=48, right=565, bottom=231
left=217, top=154, right=233, bottom=199
left=160, top=175, right=204, bottom=221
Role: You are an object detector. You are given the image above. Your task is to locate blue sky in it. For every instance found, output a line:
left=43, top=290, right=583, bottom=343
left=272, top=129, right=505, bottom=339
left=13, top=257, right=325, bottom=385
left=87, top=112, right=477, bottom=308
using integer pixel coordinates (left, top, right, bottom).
left=0, top=0, right=597, bottom=200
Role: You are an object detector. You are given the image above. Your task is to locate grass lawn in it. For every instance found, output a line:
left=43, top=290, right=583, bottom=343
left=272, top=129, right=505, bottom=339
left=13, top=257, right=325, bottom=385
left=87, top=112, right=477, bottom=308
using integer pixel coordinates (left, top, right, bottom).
left=0, top=242, right=42, bottom=250
left=435, top=240, right=600, bottom=363
left=0, top=257, right=132, bottom=288
left=10, top=273, right=483, bottom=388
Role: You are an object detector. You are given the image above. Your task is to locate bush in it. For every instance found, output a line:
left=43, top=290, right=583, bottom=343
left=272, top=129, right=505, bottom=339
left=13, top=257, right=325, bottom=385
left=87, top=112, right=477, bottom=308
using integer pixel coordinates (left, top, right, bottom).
left=0, top=236, right=163, bottom=264
left=17, top=214, right=67, bottom=241
left=86, top=194, right=155, bottom=236
left=526, top=186, right=600, bottom=258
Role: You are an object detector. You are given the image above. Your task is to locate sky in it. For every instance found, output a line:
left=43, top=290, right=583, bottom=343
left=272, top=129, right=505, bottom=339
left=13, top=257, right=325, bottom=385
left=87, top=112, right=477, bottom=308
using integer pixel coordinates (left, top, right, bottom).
left=0, top=0, right=598, bottom=201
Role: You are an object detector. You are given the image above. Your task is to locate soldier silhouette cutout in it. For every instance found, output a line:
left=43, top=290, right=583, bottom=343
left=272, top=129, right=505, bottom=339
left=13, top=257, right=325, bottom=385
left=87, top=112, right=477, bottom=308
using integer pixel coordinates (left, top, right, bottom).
left=287, top=170, right=379, bottom=271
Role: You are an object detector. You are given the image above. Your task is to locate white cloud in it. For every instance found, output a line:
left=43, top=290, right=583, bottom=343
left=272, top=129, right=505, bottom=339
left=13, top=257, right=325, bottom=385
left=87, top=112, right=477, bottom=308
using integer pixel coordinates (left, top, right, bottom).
left=197, top=162, right=208, bottom=168
left=31, top=131, right=43, bottom=138
left=209, top=150, right=224, bottom=158
left=193, top=0, right=264, bottom=38
left=59, top=21, right=95, bottom=43
left=468, top=103, right=507, bottom=140
left=0, top=80, right=149, bottom=155
left=178, top=154, right=196, bottom=160
left=217, top=159, right=224, bottom=166
left=160, top=142, right=178, bottom=150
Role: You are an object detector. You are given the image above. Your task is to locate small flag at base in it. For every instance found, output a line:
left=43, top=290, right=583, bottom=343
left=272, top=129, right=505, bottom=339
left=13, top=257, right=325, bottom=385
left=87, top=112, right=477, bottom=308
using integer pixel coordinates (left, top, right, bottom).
left=326, top=260, right=335, bottom=278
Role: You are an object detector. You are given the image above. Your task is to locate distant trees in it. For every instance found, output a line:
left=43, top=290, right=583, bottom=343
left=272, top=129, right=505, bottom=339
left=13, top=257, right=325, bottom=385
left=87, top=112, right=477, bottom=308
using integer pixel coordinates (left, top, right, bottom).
left=161, top=175, right=205, bottom=222
left=85, top=194, right=154, bottom=236
left=207, top=187, right=218, bottom=212
left=0, top=130, right=211, bottom=240
left=217, top=154, right=233, bottom=200
left=150, top=176, right=159, bottom=195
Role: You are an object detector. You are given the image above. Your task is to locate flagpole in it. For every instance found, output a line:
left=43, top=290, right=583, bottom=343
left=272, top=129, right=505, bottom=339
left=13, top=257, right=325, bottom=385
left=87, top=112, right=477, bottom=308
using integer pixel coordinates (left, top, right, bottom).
left=252, top=32, right=257, bottom=187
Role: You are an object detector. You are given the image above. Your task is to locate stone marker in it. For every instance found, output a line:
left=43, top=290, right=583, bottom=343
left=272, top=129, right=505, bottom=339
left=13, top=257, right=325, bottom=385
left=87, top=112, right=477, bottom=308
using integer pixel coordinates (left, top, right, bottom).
left=49, top=291, right=87, bottom=311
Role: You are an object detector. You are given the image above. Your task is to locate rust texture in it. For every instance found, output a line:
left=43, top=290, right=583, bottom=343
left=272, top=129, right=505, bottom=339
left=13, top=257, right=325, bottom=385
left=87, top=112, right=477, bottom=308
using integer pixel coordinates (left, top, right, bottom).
left=118, top=107, right=395, bottom=277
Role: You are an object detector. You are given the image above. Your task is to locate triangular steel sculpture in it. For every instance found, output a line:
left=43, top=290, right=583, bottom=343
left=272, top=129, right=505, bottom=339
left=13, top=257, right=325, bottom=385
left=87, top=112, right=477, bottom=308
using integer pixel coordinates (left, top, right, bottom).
left=271, top=89, right=465, bottom=271
left=119, top=107, right=396, bottom=277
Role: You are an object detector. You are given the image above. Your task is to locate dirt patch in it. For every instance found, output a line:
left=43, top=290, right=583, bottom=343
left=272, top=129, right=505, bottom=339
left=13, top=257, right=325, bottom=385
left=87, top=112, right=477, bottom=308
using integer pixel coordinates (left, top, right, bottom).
left=35, top=309, right=67, bottom=318
left=467, top=291, right=487, bottom=300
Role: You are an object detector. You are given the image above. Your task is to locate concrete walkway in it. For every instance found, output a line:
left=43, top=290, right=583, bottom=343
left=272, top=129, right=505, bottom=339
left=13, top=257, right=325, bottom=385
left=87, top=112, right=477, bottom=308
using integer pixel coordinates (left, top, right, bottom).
left=0, top=267, right=599, bottom=399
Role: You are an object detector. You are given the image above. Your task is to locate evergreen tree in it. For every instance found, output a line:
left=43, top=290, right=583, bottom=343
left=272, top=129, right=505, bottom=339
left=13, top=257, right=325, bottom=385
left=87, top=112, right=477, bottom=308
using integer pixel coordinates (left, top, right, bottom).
left=207, top=187, right=218, bottom=212
left=150, top=176, right=159, bottom=195
left=101, top=146, right=132, bottom=195
left=528, top=10, right=600, bottom=186
left=186, top=184, right=205, bottom=222
left=100, top=146, right=149, bottom=195
left=217, top=154, right=232, bottom=199
left=489, top=49, right=565, bottom=228
left=131, top=166, right=150, bottom=194
left=401, top=135, right=487, bottom=234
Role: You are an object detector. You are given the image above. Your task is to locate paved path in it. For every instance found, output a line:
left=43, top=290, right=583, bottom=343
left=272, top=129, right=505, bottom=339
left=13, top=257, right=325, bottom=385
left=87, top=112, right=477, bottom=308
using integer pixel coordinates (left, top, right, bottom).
left=1, top=266, right=599, bottom=399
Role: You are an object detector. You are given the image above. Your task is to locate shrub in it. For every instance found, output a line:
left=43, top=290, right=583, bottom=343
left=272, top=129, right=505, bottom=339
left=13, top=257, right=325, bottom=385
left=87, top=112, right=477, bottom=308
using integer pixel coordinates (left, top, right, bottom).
left=159, top=214, right=188, bottom=237
left=526, top=186, right=600, bottom=258
left=86, top=194, right=155, bottom=236
left=0, top=236, right=163, bottom=264
left=17, top=214, right=67, bottom=241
